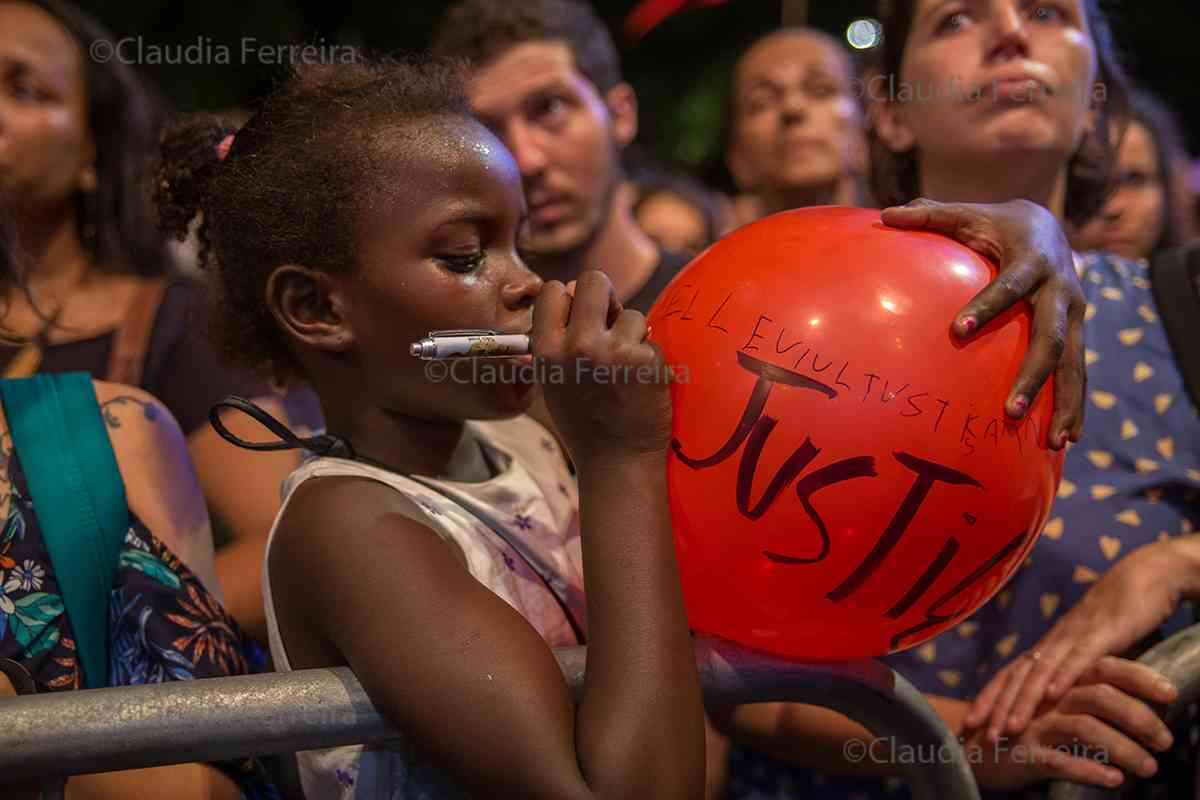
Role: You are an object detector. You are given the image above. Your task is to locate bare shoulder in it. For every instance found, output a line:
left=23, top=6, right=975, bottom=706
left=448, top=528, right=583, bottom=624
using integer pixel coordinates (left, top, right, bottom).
left=267, top=473, right=470, bottom=667
left=92, top=381, right=192, bottom=497
left=91, top=380, right=221, bottom=597
left=272, top=473, right=467, bottom=573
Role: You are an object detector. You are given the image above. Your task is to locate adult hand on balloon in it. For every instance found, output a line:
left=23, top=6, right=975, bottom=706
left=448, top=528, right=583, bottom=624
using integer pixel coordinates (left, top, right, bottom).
left=965, top=538, right=1200, bottom=740
left=881, top=198, right=1085, bottom=451
left=967, top=665, right=1174, bottom=792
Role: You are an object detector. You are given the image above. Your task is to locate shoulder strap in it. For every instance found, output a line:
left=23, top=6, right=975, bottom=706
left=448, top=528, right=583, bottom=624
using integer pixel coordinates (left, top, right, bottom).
left=105, top=277, right=168, bottom=387
left=0, top=373, right=130, bottom=689
left=1149, top=245, right=1200, bottom=413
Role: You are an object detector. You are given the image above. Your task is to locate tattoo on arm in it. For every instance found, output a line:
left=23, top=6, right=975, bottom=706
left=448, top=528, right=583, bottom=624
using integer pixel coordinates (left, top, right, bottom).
left=100, top=396, right=161, bottom=429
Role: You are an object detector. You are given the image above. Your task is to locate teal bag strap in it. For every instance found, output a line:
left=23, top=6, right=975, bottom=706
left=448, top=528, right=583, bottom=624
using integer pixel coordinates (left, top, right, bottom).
left=0, top=373, right=129, bottom=689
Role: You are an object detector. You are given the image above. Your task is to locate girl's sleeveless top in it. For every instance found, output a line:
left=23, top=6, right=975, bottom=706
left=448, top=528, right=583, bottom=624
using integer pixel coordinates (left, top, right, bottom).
left=262, top=415, right=586, bottom=800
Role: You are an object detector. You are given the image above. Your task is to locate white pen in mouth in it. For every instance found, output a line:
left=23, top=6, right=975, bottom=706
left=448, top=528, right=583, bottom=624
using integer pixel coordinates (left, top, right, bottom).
left=410, top=329, right=532, bottom=360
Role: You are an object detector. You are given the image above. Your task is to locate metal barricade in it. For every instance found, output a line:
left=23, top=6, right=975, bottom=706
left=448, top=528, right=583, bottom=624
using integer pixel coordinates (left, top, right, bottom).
left=0, top=636, right=980, bottom=800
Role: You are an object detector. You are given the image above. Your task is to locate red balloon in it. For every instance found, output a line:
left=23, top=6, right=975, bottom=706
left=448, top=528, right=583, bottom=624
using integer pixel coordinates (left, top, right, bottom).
left=647, top=207, right=1063, bottom=660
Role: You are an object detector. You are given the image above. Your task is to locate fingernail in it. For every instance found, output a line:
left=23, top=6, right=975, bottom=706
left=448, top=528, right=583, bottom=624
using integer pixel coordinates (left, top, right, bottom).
left=1056, top=432, right=1068, bottom=449
left=1011, top=395, right=1029, bottom=415
left=959, top=316, right=977, bottom=334
left=1141, top=757, right=1157, bottom=776
left=1158, top=679, right=1177, bottom=697
left=1106, top=770, right=1124, bottom=787
left=1157, top=730, right=1173, bottom=750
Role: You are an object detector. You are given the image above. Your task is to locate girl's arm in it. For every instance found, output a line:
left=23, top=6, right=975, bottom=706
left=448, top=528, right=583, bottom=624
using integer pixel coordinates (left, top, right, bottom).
left=271, top=457, right=701, bottom=800
left=271, top=271, right=704, bottom=800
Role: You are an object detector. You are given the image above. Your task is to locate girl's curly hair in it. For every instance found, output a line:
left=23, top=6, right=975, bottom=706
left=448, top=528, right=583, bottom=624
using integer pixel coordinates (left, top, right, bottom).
left=155, top=56, right=471, bottom=385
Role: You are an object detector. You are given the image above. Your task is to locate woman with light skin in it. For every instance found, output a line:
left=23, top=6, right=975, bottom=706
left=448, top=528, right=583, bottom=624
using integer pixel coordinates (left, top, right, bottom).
left=717, top=2, right=1200, bottom=798
left=1068, top=88, right=1196, bottom=262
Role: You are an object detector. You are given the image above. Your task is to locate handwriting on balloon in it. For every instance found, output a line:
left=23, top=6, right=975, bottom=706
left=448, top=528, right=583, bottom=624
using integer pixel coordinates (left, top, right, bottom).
left=660, top=286, right=1037, bottom=650
left=657, top=282, right=1044, bottom=458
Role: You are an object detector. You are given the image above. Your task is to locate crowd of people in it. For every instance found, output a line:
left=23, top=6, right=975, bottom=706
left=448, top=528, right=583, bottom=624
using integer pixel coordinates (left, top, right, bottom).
left=0, top=0, right=1197, bottom=798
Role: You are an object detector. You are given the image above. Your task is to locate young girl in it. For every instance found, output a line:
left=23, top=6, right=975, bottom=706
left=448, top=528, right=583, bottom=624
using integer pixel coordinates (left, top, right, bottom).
left=156, top=58, right=706, bottom=799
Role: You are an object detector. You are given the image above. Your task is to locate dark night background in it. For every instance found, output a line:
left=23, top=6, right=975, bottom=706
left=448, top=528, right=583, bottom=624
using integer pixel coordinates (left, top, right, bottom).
left=75, top=1, right=1199, bottom=173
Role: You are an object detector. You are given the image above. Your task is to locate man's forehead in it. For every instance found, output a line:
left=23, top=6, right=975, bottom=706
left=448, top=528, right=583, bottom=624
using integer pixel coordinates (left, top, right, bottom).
left=467, top=40, right=587, bottom=113
left=736, top=32, right=849, bottom=89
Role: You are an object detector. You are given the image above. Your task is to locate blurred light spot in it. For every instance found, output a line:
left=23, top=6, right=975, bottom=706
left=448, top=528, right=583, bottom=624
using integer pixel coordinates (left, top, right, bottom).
left=847, top=18, right=881, bottom=50
left=880, top=297, right=897, bottom=312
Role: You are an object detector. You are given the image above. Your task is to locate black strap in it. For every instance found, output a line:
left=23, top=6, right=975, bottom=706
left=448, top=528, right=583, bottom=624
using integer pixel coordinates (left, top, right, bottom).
left=209, top=396, right=358, bottom=459
left=209, top=396, right=586, bottom=644
left=1149, top=245, right=1200, bottom=413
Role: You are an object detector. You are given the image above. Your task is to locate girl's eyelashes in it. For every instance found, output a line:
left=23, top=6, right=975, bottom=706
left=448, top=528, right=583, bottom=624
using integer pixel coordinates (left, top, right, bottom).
left=1029, top=3, right=1069, bottom=25
left=437, top=251, right=486, bottom=273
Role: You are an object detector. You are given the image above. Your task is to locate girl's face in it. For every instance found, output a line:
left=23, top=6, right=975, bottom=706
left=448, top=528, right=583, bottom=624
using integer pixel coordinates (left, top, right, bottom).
left=876, top=0, right=1099, bottom=172
left=1069, top=121, right=1166, bottom=261
left=339, top=118, right=542, bottom=422
left=0, top=2, right=95, bottom=213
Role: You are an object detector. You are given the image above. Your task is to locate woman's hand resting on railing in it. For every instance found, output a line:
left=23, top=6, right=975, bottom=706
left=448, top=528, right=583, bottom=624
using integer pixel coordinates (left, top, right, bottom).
left=966, top=536, right=1200, bottom=741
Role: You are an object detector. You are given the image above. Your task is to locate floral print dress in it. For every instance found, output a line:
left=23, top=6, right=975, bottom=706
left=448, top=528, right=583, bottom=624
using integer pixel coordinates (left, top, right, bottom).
left=262, top=414, right=585, bottom=800
left=0, top=446, right=278, bottom=799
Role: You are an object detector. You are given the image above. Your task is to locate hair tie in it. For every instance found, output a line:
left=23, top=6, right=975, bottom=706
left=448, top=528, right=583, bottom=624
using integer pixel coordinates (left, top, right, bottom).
left=216, top=133, right=235, bottom=162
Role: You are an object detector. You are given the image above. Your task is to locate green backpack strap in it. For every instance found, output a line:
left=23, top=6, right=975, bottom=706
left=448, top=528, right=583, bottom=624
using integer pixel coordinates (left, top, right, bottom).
left=0, top=373, right=129, bottom=689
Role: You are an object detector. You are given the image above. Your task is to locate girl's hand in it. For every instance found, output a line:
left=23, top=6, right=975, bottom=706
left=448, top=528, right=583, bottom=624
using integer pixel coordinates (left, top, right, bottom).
left=965, top=541, right=1189, bottom=739
left=882, top=198, right=1085, bottom=450
left=531, top=271, right=673, bottom=467
left=968, top=668, right=1174, bottom=793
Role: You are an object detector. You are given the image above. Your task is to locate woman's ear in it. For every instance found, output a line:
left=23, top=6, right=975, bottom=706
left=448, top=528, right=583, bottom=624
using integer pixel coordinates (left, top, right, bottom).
left=871, top=97, right=917, bottom=155
left=265, top=265, right=354, bottom=354
left=604, top=82, right=639, bottom=148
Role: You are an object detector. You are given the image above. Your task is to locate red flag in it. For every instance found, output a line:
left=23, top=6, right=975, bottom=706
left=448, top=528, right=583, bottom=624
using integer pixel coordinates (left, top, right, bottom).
left=624, top=0, right=732, bottom=41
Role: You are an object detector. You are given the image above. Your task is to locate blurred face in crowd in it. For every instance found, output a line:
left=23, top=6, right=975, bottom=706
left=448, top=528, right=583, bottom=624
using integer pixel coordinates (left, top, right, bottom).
left=1070, top=121, right=1166, bottom=260
left=0, top=1, right=96, bottom=214
left=727, top=30, right=864, bottom=198
left=635, top=189, right=707, bottom=256
left=466, top=41, right=637, bottom=261
left=874, top=0, right=1099, bottom=179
